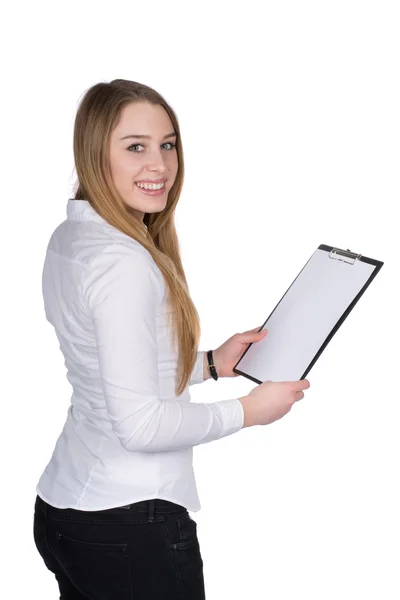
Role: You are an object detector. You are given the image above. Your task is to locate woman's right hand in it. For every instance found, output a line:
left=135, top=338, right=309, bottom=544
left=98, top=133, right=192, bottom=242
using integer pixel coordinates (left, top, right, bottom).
left=238, top=379, right=311, bottom=428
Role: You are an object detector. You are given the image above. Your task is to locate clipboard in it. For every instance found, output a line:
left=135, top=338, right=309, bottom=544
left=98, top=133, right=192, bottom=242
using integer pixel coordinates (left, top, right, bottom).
left=233, top=244, right=384, bottom=383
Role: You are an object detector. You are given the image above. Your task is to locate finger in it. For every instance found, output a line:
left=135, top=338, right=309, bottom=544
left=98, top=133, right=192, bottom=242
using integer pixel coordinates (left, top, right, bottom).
left=288, top=379, right=310, bottom=391
left=294, top=391, right=304, bottom=401
left=248, top=326, right=267, bottom=334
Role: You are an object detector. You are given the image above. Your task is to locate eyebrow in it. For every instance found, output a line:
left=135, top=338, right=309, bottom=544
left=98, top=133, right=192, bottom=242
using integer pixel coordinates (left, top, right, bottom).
left=120, top=132, right=177, bottom=141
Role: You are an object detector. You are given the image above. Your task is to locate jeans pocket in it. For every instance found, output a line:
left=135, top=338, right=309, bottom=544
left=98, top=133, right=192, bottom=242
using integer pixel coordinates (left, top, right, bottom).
left=173, top=514, right=199, bottom=550
left=165, top=514, right=206, bottom=599
left=54, top=531, right=132, bottom=600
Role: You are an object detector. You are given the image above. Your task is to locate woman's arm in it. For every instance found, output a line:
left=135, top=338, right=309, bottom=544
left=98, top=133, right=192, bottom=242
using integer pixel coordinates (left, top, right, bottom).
left=83, top=248, right=244, bottom=453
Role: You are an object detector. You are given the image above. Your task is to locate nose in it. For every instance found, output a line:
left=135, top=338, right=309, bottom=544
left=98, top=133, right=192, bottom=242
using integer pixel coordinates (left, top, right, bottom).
left=145, top=147, right=168, bottom=174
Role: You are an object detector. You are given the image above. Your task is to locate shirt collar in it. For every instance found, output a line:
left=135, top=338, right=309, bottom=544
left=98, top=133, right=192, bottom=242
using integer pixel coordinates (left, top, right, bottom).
left=66, top=199, right=148, bottom=230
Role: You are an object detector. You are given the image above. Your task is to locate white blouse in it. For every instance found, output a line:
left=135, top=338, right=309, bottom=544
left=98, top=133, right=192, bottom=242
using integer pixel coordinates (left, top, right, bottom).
left=36, top=199, right=244, bottom=512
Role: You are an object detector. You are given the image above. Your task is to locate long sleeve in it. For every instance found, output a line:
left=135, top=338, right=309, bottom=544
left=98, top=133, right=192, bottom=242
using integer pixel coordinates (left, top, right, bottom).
left=189, top=350, right=206, bottom=385
left=83, top=247, right=244, bottom=453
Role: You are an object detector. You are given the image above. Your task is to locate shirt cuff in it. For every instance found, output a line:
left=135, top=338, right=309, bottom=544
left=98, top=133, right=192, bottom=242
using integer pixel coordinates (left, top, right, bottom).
left=189, top=350, right=206, bottom=385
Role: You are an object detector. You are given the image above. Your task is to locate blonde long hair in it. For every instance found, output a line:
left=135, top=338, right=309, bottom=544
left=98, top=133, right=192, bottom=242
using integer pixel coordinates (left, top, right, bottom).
left=72, top=79, right=201, bottom=396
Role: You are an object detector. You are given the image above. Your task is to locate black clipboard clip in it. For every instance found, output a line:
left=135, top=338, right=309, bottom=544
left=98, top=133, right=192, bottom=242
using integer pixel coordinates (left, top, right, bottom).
left=329, top=247, right=361, bottom=265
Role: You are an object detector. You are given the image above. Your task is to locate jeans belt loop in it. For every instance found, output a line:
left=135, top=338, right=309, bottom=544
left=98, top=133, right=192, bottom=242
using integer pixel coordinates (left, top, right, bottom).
left=148, top=499, right=156, bottom=522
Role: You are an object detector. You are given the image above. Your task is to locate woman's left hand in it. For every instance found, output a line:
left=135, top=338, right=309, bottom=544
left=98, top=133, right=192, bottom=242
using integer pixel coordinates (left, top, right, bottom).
left=213, top=326, right=268, bottom=378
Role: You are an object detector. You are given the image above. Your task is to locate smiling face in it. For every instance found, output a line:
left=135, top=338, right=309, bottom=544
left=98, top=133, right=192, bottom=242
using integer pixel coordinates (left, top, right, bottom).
left=108, top=101, right=179, bottom=222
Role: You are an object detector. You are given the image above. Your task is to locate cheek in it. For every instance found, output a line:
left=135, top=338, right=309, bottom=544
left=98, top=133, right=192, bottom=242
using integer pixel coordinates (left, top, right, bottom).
left=111, top=157, right=138, bottom=185
left=120, top=157, right=136, bottom=176
left=168, top=155, right=179, bottom=177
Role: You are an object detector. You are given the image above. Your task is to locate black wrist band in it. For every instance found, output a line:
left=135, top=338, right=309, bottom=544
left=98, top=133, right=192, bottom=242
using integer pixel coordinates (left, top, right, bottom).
left=206, top=350, right=218, bottom=381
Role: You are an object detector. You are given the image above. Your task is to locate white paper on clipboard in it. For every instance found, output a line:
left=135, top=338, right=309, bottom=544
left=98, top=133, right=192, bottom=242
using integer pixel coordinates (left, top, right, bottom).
left=233, top=245, right=383, bottom=383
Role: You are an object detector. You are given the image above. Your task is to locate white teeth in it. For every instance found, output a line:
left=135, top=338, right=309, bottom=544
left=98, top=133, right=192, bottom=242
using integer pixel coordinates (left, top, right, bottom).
left=136, top=181, right=165, bottom=190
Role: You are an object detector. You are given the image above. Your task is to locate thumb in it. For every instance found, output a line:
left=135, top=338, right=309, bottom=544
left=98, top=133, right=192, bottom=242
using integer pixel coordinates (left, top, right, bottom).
left=243, top=327, right=267, bottom=339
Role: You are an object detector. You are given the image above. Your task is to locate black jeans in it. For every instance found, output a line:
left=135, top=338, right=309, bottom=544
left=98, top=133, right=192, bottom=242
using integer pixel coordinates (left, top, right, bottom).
left=33, top=494, right=206, bottom=599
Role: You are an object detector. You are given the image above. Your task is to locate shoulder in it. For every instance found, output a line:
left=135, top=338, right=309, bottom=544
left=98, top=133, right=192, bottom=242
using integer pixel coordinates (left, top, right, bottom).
left=87, top=239, right=161, bottom=279
left=51, top=219, right=156, bottom=269
left=82, top=240, right=164, bottom=304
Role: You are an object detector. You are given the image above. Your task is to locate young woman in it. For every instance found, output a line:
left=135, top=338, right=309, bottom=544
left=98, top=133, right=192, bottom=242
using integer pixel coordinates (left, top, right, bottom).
left=33, top=78, right=310, bottom=600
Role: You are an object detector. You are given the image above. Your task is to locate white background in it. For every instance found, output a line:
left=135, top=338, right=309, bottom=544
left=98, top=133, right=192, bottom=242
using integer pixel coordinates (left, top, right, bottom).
left=1, top=1, right=399, bottom=598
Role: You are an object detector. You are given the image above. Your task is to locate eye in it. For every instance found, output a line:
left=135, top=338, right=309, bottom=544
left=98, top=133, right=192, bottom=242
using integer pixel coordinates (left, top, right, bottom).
left=127, top=142, right=177, bottom=152
left=127, top=144, right=144, bottom=152
left=163, top=142, right=176, bottom=150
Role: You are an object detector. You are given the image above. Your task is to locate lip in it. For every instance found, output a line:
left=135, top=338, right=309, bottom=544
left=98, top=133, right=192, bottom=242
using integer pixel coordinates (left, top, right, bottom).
left=135, top=178, right=167, bottom=184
